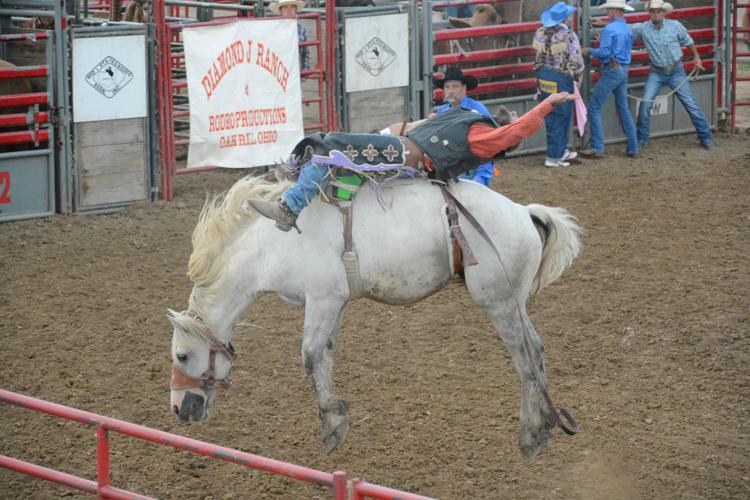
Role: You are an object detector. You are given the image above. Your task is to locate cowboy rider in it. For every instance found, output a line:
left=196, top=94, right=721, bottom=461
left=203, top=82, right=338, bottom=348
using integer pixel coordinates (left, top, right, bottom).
left=248, top=91, right=575, bottom=232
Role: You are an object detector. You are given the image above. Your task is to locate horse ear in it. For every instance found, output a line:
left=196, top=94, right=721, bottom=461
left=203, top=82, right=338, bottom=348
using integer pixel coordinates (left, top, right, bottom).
left=166, top=309, right=188, bottom=332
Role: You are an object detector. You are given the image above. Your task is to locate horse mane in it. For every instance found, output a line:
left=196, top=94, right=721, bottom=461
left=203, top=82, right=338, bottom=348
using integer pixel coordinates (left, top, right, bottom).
left=187, top=174, right=292, bottom=289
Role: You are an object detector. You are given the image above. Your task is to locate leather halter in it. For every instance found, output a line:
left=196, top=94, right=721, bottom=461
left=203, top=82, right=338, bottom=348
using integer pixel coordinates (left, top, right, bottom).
left=170, top=313, right=236, bottom=393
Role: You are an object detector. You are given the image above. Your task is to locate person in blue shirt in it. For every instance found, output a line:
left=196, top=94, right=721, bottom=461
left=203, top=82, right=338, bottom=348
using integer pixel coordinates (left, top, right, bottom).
left=631, top=0, right=713, bottom=149
left=433, top=67, right=496, bottom=185
left=581, top=0, right=639, bottom=158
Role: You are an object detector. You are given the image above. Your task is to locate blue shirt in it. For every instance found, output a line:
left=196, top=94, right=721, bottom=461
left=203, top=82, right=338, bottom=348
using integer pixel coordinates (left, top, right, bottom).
left=590, top=18, right=633, bottom=65
left=435, top=96, right=495, bottom=186
left=631, top=19, right=694, bottom=68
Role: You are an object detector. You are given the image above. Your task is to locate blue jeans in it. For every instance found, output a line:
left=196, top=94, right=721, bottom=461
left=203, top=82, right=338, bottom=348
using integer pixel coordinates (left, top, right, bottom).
left=636, top=65, right=713, bottom=146
left=588, top=65, right=638, bottom=155
left=282, top=162, right=331, bottom=214
left=537, top=67, right=574, bottom=161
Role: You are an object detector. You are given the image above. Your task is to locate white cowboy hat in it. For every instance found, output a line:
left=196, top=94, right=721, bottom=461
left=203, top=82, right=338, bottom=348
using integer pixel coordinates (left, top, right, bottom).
left=645, top=0, right=674, bottom=14
left=598, top=0, right=635, bottom=11
left=269, top=0, right=305, bottom=14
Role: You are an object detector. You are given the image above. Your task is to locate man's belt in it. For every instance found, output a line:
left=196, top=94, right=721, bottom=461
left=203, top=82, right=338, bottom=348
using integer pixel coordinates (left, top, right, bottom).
left=650, top=61, right=681, bottom=74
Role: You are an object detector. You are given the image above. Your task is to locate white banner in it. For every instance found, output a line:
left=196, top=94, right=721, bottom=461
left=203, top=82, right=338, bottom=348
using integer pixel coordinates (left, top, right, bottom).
left=344, top=13, right=409, bottom=93
left=184, top=20, right=304, bottom=168
left=72, top=35, right=147, bottom=123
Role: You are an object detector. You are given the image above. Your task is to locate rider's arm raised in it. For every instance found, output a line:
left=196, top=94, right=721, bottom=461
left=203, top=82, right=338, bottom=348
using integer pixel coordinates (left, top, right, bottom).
left=467, top=96, right=565, bottom=159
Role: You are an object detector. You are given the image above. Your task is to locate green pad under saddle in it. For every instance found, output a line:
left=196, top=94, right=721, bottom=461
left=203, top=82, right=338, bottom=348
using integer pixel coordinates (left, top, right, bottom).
left=334, top=173, right=365, bottom=201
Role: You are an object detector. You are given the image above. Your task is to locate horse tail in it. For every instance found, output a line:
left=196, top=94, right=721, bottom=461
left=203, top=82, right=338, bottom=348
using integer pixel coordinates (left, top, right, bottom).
left=526, top=204, right=583, bottom=294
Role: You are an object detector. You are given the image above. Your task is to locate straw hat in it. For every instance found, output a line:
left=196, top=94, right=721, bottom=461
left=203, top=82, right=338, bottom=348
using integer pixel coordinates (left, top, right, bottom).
left=598, top=0, right=635, bottom=11
left=645, top=0, right=674, bottom=14
left=269, top=0, right=305, bottom=14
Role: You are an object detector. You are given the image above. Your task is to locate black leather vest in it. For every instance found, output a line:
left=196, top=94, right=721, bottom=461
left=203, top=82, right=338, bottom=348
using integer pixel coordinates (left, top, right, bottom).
left=406, top=106, right=503, bottom=181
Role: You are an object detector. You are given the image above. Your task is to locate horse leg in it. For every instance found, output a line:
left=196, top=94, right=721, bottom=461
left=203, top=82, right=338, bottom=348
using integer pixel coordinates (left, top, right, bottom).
left=482, top=301, right=557, bottom=459
left=301, top=297, right=349, bottom=453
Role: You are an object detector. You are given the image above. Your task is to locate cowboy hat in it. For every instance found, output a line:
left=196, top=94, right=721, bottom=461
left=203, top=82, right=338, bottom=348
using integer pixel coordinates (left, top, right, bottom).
left=448, top=4, right=498, bottom=29
left=541, top=2, right=577, bottom=28
left=598, top=0, right=635, bottom=12
left=645, top=0, right=674, bottom=14
left=269, top=0, right=305, bottom=14
left=435, top=66, right=478, bottom=91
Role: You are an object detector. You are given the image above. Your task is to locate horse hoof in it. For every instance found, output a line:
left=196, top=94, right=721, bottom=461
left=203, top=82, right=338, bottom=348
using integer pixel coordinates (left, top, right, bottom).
left=518, top=425, right=553, bottom=460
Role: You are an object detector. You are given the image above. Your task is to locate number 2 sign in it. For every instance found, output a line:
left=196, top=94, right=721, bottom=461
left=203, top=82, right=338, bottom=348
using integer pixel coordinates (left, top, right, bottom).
left=0, top=171, right=11, bottom=204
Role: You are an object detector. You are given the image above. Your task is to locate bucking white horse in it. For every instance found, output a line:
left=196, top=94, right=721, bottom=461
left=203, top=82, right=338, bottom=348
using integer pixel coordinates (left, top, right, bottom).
left=167, top=174, right=582, bottom=459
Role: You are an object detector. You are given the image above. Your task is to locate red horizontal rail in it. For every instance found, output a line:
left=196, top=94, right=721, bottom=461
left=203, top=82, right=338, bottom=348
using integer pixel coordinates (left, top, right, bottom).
left=629, top=43, right=714, bottom=63
left=0, top=390, right=336, bottom=488
left=434, top=45, right=535, bottom=65
left=632, top=28, right=714, bottom=47
left=0, top=456, right=151, bottom=500
left=434, top=77, right=537, bottom=99
left=435, top=62, right=535, bottom=80
left=432, top=0, right=517, bottom=9
left=0, top=129, right=49, bottom=145
left=591, top=59, right=715, bottom=82
left=736, top=102, right=750, bottom=107
left=0, top=92, right=48, bottom=108
left=592, top=6, right=716, bottom=23
left=434, top=20, right=541, bottom=41
left=0, top=66, right=48, bottom=79
left=352, top=480, right=434, bottom=500
left=0, top=389, right=435, bottom=500
left=0, top=111, right=48, bottom=127
left=0, top=32, right=49, bottom=42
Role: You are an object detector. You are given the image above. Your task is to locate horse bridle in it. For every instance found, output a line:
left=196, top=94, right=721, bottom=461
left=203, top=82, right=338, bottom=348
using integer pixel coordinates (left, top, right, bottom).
left=170, top=313, right=236, bottom=393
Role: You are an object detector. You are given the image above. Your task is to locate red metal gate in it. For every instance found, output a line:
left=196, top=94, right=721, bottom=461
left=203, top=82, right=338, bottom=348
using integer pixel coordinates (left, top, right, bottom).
left=0, top=389, right=434, bottom=500
left=153, top=0, right=338, bottom=201
left=731, top=1, right=750, bottom=130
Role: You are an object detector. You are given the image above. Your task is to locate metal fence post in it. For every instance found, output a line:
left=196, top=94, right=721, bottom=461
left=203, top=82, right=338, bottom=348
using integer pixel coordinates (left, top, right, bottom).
left=332, top=470, right=348, bottom=500
left=96, top=426, right=111, bottom=498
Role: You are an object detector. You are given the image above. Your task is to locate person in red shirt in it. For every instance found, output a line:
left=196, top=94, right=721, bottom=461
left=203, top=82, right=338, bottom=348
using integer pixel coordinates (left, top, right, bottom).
left=250, top=92, right=575, bottom=232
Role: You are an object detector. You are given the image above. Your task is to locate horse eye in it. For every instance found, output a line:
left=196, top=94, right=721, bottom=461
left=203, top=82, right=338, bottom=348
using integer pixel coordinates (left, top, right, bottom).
left=176, top=353, right=188, bottom=363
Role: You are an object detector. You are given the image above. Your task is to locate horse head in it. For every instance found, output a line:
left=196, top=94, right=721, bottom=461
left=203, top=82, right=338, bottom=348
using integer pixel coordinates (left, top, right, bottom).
left=444, top=4, right=508, bottom=58
left=167, top=308, right=236, bottom=422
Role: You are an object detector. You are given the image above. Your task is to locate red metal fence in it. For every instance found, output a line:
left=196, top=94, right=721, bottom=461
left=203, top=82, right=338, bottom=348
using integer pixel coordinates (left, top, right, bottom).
left=0, top=389, right=434, bottom=499
left=0, top=33, right=52, bottom=148
left=731, top=1, right=750, bottom=130
left=429, top=3, right=717, bottom=102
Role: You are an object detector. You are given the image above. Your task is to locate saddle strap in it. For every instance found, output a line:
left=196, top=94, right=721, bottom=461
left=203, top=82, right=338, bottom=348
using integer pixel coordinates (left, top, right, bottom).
left=443, top=189, right=578, bottom=436
left=339, top=204, right=362, bottom=299
left=440, top=186, right=478, bottom=271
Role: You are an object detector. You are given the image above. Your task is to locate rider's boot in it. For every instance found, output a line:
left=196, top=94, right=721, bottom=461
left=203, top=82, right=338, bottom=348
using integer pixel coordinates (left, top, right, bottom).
left=247, top=198, right=300, bottom=233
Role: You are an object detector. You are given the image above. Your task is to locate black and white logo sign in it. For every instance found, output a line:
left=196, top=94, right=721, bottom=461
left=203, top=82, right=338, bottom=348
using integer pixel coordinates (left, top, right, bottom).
left=85, top=56, right=134, bottom=98
left=354, top=37, right=396, bottom=77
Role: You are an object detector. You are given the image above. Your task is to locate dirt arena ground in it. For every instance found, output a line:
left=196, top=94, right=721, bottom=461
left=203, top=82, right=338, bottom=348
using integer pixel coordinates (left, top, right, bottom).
left=1, top=125, right=748, bottom=499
